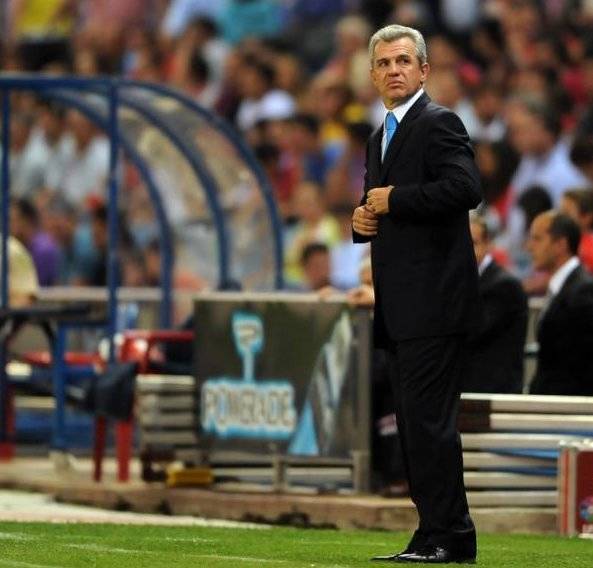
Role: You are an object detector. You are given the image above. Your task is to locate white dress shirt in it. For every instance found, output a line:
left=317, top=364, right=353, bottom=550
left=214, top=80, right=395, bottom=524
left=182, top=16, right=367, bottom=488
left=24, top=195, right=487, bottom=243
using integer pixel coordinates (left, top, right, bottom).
left=538, top=256, right=580, bottom=326
left=478, top=253, right=493, bottom=276
left=548, top=256, right=580, bottom=297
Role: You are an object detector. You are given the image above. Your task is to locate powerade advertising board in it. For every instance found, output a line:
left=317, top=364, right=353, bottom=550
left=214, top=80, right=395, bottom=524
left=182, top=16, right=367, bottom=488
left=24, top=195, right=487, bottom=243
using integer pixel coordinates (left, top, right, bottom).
left=194, top=293, right=370, bottom=458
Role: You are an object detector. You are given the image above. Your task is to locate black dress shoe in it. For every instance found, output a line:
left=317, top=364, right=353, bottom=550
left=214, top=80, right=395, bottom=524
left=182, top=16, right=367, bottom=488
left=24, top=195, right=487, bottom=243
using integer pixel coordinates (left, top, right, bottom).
left=395, top=545, right=476, bottom=564
left=371, top=531, right=429, bottom=562
left=370, top=545, right=422, bottom=561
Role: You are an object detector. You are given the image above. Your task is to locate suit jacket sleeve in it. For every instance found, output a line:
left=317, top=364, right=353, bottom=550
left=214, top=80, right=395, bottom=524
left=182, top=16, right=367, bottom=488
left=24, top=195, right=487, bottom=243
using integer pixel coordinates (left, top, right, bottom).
left=352, top=140, right=372, bottom=243
left=387, top=110, right=482, bottom=221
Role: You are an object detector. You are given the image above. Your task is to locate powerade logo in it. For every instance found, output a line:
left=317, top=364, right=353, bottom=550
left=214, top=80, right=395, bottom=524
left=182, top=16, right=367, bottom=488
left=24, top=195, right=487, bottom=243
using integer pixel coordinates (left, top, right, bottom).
left=201, top=312, right=297, bottom=439
left=580, top=496, right=593, bottom=523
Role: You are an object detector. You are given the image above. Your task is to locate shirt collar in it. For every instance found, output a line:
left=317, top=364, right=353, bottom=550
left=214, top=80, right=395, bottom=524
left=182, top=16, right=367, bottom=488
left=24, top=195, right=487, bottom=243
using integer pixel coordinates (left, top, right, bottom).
left=478, top=253, right=493, bottom=275
left=384, top=88, right=424, bottom=125
left=548, top=256, right=580, bottom=296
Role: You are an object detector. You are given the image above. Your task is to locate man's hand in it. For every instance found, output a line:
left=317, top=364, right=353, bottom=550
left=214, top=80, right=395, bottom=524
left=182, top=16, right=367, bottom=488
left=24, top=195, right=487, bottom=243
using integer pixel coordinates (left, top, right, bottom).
left=352, top=205, right=379, bottom=237
left=366, top=186, right=393, bottom=215
left=347, top=284, right=375, bottom=307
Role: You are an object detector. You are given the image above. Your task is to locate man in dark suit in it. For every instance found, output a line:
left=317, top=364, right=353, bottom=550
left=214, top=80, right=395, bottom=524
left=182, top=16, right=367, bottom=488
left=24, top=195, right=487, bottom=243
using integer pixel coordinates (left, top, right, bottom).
left=465, top=215, right=528, bottom=394
left=352, top=24, right=481, bottom=564
left=527, top=211, right=593, bottom=395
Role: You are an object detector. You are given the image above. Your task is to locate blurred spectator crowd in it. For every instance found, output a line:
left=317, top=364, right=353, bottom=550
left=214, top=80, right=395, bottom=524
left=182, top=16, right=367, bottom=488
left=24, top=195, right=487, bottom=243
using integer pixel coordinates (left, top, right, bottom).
left=2, top=0, right=593, bottom=294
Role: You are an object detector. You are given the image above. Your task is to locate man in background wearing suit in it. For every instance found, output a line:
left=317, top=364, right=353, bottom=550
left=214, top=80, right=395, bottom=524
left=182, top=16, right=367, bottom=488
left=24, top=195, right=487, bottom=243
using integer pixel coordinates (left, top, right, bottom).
left=527, top=211, right=593, bottom=395
left=352, top=24, right=481, bottom=564
left=465, top=215, right=527, bottom=394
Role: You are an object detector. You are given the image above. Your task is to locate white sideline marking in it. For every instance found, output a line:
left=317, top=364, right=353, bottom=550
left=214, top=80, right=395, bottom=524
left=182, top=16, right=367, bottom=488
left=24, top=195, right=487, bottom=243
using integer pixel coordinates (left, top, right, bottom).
left=0, top=560, right=68, bottom=568
left=194, top=560, right=348, bottom=568
left=172, top=518, right=270, bottom=529
left=164, top=536, right=215, bottom=543
left=55, top=534, right=215, bottom=544
left=0, top=532, right=36, bottom=541
left=193, top=555, right=287, bottom=564
left=62, top=543, right=151, bottom=555
left=309, top=539, right=397, bottom=546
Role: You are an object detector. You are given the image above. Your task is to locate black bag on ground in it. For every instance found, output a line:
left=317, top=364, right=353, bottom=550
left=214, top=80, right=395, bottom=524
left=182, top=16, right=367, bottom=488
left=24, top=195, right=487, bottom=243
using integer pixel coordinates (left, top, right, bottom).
left=83, top=361, right=138, bottom=420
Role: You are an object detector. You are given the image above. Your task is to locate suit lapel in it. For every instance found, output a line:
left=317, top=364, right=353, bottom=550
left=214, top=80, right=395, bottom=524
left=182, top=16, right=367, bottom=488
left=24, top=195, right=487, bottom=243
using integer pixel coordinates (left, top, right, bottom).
left=479, top=262, right=502, bottom=298
left=540, top=265, right=583, bottom=329
left=367, top=126, right=382, bottom=186
left=480, top=261, right=499, bottom=289
left=380, top=92, right=430, bottom=183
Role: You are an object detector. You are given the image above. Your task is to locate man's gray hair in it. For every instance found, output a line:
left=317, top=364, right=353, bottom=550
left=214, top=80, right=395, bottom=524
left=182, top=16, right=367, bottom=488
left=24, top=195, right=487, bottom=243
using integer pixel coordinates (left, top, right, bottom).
left=368, top=24, right=428, bottom=67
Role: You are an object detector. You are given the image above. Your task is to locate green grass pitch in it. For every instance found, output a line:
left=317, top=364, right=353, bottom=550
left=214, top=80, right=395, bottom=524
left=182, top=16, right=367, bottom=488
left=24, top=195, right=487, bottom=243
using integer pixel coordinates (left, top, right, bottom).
left=0, top=522, right=592, bottom=567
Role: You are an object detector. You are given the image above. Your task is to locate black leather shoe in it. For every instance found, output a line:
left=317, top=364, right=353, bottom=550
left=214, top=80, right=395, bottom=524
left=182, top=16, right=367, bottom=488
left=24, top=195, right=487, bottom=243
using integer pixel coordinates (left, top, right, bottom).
left=395, top=545, right=476, bottom=564
left=370, top=545, right=423, bottom=561
left=371, top=531, right=429, bottom=562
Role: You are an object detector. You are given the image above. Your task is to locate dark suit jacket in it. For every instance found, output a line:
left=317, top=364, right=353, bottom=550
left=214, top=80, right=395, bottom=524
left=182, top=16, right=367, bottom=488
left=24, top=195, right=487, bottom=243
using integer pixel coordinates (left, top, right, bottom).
left=530, top=265, right=593, bottom=395
left=464, top=261, right=527, bottom=393
left=353, top=92, right=482, bottom=345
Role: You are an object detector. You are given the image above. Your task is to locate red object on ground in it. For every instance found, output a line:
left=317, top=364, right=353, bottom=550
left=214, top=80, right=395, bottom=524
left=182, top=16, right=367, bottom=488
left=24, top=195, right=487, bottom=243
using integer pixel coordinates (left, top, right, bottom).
left=21, top=351, right=102, bottom=368
left=93, top=330, right=194, bottom=483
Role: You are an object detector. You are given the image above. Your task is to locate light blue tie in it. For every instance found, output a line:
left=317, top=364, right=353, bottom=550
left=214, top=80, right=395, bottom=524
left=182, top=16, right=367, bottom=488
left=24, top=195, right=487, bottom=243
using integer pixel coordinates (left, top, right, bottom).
left=382, top=111, right=398, bottom=161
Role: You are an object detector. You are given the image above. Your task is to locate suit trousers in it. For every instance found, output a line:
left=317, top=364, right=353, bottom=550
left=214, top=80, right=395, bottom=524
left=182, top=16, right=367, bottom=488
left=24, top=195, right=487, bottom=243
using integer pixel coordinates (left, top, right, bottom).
left=386, top=334, right=475, bottom=550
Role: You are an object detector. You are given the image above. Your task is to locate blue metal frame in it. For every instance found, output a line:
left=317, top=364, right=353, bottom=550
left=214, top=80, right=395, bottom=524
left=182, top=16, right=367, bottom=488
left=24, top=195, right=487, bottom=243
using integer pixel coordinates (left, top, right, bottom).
left=0, top=74, right=281, bottom=293
left=115, top=93, right=231, bottom=288
left=10, top=88, right=178, bottom=449
left=106, top=83, right=119, bottom=361
left=0, top=74, right=281, bottom=452
left=0, top=76, right=114, bottom=91
left=0, top=75, right=122, bottom=354
left=121, top=81, right=285, bottom=289
left=0, top=76, right=122, bottom=451
left=1, top=92, right=10, bottom=309
left=45, top=91, right=174, bottom=329
left=50, top=321, right=100, bottom=451
left=0, top=92, right=9, bottom=445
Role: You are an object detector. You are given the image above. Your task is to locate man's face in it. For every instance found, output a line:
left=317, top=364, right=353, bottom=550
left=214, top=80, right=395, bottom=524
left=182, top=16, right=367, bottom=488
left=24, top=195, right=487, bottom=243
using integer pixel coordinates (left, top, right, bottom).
left=506, top=105, right=551, bottom=156
left=45, top=212, right=74, bottom=243
left=370, top=38, right=429, bottom=108
left=303, top=251, right=330, bottom=290
left=10, top=119, right=29, bottom=152
left=9, top=206, right=29, bottom=243
left=474, top=90, right=501, bottom=122
left=67, top=111, right=94, bottom=148
left=238, top=65, right=266, bottom=98
left=526, top=214, right=560, bottom=271
left=91, top=218, right=108, bottom=249
left=470, top=222, right=489, bottom=266
left=39, top=110, right=62, bottom=142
